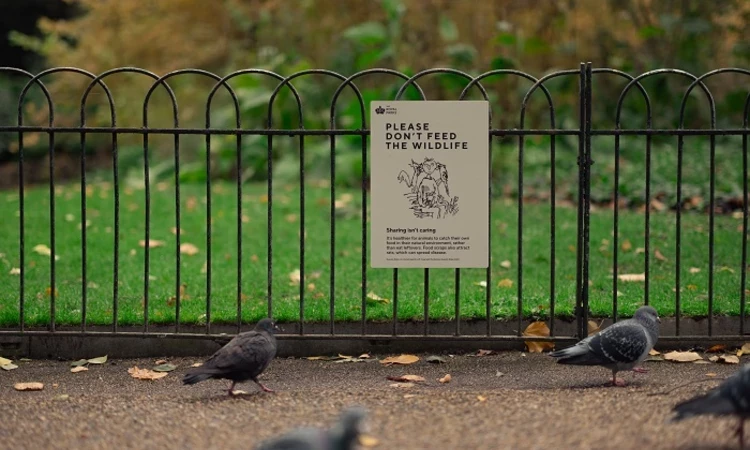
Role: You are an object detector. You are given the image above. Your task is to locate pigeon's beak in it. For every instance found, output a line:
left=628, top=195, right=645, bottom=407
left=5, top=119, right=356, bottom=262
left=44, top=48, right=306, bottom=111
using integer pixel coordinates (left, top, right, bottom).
left=657, top=316, right=661, bottom=323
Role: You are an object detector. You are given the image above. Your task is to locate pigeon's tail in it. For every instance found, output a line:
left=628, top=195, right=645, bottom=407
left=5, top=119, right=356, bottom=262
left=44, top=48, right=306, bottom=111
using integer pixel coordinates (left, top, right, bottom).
left=549, top=344, right=602, bottom=365
left=671, top=393, right=734, bottom=422
left=182, top=369, right=214, bottom=385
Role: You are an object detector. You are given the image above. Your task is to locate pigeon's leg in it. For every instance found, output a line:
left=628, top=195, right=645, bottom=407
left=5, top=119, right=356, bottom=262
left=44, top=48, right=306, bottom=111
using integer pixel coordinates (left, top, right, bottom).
left=253, top=379, right=275, bottom=393
left=611, top=370, right=627, bottom=387
left=226, top=380, right=236, bottom=396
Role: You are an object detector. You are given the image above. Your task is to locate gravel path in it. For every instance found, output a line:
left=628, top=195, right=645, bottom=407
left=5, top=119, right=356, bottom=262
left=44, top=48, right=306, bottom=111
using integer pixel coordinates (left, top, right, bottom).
left=0, top=351, right=744, bottom=450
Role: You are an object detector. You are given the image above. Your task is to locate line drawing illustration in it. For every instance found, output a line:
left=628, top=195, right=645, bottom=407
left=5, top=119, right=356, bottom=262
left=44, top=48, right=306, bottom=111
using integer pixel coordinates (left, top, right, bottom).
left=397, top=157, right=459, bottom=219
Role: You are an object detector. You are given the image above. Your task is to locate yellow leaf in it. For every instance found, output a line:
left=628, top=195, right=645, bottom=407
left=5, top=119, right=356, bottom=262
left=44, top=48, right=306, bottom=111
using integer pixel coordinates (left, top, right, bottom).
left=716, top=355, right=740, bottom=364
left=689, top=267, right=701, bottom=274
left=128, top=366, right=168, bottom=380
left=439, top=374, right=452, bottom=384
left=522, top=321, right=554, bottom=353
left=359, top=435, right=379, bottom=448
left=14, top=382, right=44, bottom=391
left=366, top=291, right=390, bottom=305
left=687, top=284, right=698, bottom=290
left=180, top=243, right=199, bottom=256
left=663, top=351, right=703, bottom=362
left=289, top=269, right=301, bottom=285
left=618, top=273, right=645, bottom=282
left=9, top=267, right=21, bottom=275
left=307, top=283, right=316, bottom=292
left=500, top=260, right=511, bottom=269
left=587, top=320, right=602, bottom=336
left=654, top=249, right=667, bottom=261
left=477, top=395, right=487, bottom=402
left=474, top=281, right=487, bottom=287
left=33, top=244, right=51, bottom=256
left=380, top=354, right=419, bottom=365
left=0, top=357, right=11, bottom=365
left=139, top=239, right=165, bottom=248
left=621, top=240, right=632, bottom=252
left=497, top=278, right=513, bottom=288
left=71, top=366, right=88, bottom=373
left=737, top=343, right=750, bottom=357
left=387, top=374, right=425, bottom=383
left=648, top=349, right=661, bottom=356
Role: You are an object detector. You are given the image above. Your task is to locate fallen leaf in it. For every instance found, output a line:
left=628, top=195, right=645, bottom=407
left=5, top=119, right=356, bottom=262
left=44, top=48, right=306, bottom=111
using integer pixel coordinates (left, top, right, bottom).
left=306, top=356, right=340, bottom=361
left=366, top=291, right=390, bottom=305
left=359, top=435, right=379, bottom=448
left=289, top=269, right=301, bottom=285
left=474, top=281, right=487, bottom=288
left=706, top=373, right=718, bottom=377
left=439, top=374, right=452, bottom=384
left=500, top=260, right=511, bottom=269
left=426, top=355, right=447, bottom=364
left=663, top=351, right=703, bottom=362
left=648, top=349, right=661, bottom=356
left=70, top=359, right=89, bottom=367
left=14, top=382, right=43, bottom=391
left=152, top=363, right=177, bottom=372
left=497, top=278, right=513, bottom=288
left=9, top=267, right=20, bottom=275
left=587, top=320, right=602, bottom=336
left=737, top=343, right=750, bottom=357
left=403, top=394, right=416, bottom=399
left=621, top=240, right=632, bottom=252
left=687, top=284, right=698, bottom=290
left=33, top=244, right=51, bottom=256
left=477, top=395, right=487, bottom=402
left=706, top=345, right=726, bottom=353
left=180, top=243, right=199, bottom=256
left=618, top=273, right=646, bottom=282
left=718, top=266, right=735, bottom=274
left=190, top=363, right=203, bottom=368
left=522, top=321, right=554, bottom=353
left=474, top=349, right=496, bottom=357
left=689, top=267, right=701, bottom=274
left=380, top=354, right=419, bottom=366
left=230, top=389, right=250, bottom=395
left=70, top=366, right=88, bottom=373
left=716, top=355, right=740, bottom=364
left=0, top=356, right=11, bottom=366
left=128, top=366, right=168, bottom=380
left=654, top=249, right=667, bottom=261
left=1, top=363, right=18, bottom=371
left=386, top=374, right=425, bottom=383
left=635, top=247, right=646, bottom=254
left=389, top=382, right=414, bottom=388
left=87, top=355, right=108, bottom=365
left=139, top=239, right=165, bottom=248
left=358, top=353, right=371, bottom=359
left=693, top=360, right=711, bottom=365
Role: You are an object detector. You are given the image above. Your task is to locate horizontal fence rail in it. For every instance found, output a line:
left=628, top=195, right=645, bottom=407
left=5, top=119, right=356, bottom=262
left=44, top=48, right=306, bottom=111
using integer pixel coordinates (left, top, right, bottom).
left=0, top=62, right=747, bottom=346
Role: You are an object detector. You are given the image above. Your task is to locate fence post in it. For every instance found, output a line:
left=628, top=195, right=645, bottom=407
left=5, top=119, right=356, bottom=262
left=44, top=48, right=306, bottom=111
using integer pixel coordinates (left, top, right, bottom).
left=575, top=62, right=593, bottom=339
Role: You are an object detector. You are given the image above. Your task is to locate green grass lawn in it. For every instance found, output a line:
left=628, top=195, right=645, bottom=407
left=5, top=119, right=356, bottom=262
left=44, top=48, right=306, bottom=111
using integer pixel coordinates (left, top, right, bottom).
left=0, top=181, right=746, bottom=327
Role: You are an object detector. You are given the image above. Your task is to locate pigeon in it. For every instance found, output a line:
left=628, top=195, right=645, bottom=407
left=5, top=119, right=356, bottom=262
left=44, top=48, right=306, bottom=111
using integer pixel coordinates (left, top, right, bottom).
left=255, top=406, right=368, bottom=450
left=671, top=364, right=750, bottom=450
left=549, top=305, right=660, bottom=386
left=183, top=317, right=279, bottom=395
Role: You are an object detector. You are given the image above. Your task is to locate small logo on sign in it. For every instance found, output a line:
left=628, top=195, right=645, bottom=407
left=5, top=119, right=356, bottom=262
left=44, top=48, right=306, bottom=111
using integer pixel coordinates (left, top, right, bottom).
left=375, top=105, right=397, bottom=115
left=375, top=106, right=385, bottom=115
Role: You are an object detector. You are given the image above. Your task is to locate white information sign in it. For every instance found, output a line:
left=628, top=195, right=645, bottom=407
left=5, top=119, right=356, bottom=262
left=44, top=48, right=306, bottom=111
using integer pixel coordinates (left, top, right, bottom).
left=370, top=100, right=490, bottom=268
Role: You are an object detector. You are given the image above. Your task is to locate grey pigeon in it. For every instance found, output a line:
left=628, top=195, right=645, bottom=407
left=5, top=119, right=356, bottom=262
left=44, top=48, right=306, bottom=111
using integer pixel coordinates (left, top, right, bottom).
left=549, top=305, right=660, bottom=386
left=255, top=406, right=368, bottom=450
left=183, top=317, right=279, bottom=395
left=671, top=364, right=750, bottom=450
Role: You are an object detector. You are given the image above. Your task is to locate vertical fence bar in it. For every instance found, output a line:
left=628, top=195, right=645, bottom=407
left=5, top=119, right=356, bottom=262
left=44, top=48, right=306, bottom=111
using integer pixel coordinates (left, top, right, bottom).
left=17, top=116, right=25, bottom=332
left=142, top=125, right=151, bottom=332
left=112, top=127, right=119, bottom=332
left=392, top=269, right=399, bottom=335
left=741, top=118, right=748, bottom=335
left=613, top=123, right=621, bottom=322
left=299, top=133, right=306, bottom=334
left=175, top=130, right=182, bottom=333
left=675, top=129, right=684, bottom=335
left=582, top=63, right=593, bottom=332
left=644, top=120, right=652, bottom=305
left=454, top=269, right=460, bottom=335
left=516, top=119, right=524, bottom=336
left=205, top=126, right=212, bottom=334
left=708, top=133, right=716, bottom=336
left=329, top=131, right=336, bottom=334
left=576, top=63, right=586, bottom=339
left=79, top=123, right=88, bottom=332
left=486, top=134, right=492, bottom=336
left=361, top=129, right=368, bottom=336
left=549, top=129, right=556, bottom=335
left=236, top=130, right=243, bottom=333
left=267, top=134, right=273, bottom=319
left=48, top=125, right=56, bottom=331
left=423, top=268, right=429, bottom=335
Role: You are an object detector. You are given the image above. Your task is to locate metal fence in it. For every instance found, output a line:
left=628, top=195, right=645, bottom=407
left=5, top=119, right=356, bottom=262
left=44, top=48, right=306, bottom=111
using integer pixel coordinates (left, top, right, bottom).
left=0, top=62, right=748, bottom=346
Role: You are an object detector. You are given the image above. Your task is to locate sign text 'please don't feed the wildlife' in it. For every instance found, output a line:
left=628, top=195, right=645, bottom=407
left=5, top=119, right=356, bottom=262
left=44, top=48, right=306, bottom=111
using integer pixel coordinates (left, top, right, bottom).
left=370, top=101, right=489, bottom=268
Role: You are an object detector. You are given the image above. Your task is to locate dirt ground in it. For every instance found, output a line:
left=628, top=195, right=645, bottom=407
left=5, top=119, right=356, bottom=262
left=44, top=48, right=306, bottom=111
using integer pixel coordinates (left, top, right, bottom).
left=0, top=351, right=746, bottom=450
